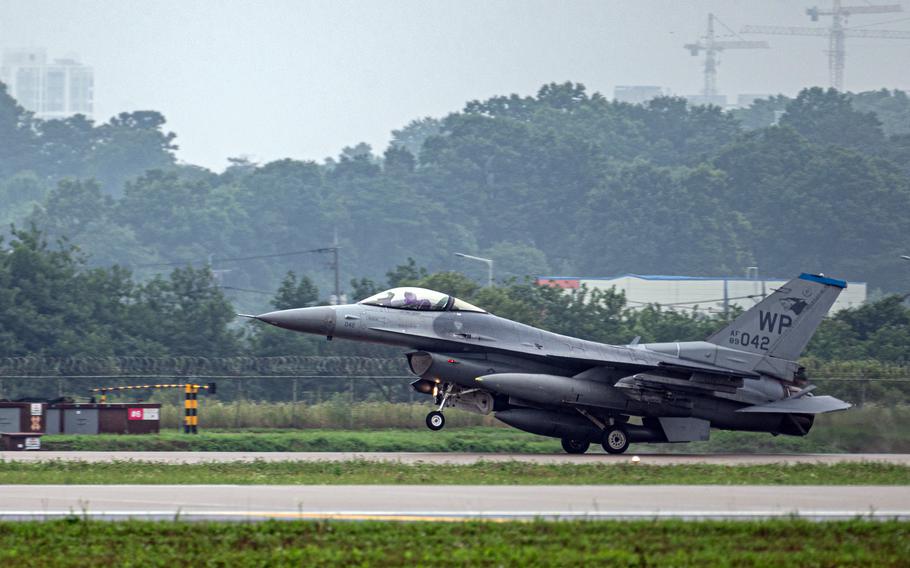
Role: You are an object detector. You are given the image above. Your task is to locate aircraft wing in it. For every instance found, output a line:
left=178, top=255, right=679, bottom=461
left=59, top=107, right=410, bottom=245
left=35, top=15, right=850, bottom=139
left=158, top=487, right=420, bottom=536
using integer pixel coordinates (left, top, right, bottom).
left=544, top=351, right=759, bottom=379
left=372, top=324, right=759, bottom=382
left=736, top=395, right=851, bottom=414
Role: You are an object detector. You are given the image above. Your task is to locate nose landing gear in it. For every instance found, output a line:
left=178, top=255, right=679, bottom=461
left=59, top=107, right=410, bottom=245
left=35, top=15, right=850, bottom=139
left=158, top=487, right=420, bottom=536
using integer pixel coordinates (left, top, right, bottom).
left=426, top=410, right=445, bottom=431
left=425, top=383, right=453, bottom=431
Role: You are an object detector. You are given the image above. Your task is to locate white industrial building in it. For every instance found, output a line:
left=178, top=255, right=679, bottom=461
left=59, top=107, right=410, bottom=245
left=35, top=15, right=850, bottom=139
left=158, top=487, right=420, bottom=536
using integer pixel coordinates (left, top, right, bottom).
left=536, top=274, right=866, bottom=315
left=613, top=86, right=665, bottom=105
left=1, top=48, right=93, bottom=120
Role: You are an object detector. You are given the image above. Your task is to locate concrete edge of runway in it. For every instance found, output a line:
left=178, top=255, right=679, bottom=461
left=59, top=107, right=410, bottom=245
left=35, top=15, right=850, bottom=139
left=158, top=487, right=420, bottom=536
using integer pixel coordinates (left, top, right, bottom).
left=2, top=510, right=909, bottom=522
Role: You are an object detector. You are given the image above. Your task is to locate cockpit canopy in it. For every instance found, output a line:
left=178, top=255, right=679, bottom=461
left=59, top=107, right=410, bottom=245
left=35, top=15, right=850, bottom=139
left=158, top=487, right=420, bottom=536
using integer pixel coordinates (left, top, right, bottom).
left=358, top=287, right=487, bottom=313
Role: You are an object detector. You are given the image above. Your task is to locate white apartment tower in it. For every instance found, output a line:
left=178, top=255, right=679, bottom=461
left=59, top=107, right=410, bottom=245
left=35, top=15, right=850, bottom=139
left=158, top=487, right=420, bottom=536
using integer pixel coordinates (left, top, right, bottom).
left=0, top=48, right=93, bottom=120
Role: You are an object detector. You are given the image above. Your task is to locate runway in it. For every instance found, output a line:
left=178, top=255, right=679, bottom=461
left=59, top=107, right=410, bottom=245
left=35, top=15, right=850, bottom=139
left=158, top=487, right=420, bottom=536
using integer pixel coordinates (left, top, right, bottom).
left=0, top=485, right=907, bottom=521
left=3, top=451, right=909, bottom=465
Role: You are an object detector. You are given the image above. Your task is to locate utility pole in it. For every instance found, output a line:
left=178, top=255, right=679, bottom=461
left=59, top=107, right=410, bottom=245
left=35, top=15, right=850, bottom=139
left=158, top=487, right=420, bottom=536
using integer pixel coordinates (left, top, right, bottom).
left=684, top=13, right=768, bottom=99
left=742, top=2, right=907, bottom=91
left=332, top=229, right=341, bottom=305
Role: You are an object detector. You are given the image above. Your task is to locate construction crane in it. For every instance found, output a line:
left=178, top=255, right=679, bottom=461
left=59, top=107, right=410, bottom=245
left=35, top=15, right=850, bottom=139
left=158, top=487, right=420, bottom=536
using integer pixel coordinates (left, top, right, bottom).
left=742, top=1, right=910, bottom=91
left=684, top=13, right=769, bottom=99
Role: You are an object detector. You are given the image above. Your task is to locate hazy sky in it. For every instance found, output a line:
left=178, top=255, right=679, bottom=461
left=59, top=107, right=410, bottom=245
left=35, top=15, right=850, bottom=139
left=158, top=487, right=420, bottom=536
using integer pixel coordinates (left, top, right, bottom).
left=2, top=1, right=909, bottom=170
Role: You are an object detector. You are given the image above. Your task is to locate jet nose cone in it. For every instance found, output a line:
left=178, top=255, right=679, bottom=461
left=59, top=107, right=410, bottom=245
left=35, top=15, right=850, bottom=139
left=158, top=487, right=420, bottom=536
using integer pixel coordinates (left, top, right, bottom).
left=255, top=306, right=336, bottom=336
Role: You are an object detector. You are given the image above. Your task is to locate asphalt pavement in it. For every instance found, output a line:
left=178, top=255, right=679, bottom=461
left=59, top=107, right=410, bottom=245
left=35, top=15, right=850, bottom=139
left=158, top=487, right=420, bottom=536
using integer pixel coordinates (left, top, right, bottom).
left=0, top=485, right=906, bottom=521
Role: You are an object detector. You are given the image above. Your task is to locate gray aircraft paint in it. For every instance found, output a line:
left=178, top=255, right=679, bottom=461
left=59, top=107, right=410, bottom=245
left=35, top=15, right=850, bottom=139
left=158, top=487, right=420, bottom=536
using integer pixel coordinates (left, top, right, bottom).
left=248, top=273, right=851, bottom=453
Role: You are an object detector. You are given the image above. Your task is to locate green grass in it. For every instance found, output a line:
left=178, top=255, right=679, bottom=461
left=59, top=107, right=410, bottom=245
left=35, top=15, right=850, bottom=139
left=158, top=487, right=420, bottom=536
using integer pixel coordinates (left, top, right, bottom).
left=39, top=411, right=910, bottom=453
left=153, top=400, right=499, bottom=430
left=139, top=400, right=910, bottom=452
left=0, top=519, right=907, bottom=566
left=41, top=427, right=561, bottom=452
left=48, top=402, right=910, bottom=453
left=0, top=461, right=907, bottom=485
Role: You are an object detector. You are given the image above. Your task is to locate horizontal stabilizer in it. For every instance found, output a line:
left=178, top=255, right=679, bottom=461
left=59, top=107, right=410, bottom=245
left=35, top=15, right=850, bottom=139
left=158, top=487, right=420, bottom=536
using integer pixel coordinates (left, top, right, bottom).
left=736, top=395, right=851, bottom=415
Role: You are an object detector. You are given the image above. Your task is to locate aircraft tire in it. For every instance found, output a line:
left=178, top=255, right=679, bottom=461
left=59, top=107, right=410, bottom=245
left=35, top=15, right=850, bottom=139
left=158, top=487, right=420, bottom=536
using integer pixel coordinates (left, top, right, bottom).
left=560, top=438, right=590, bottom=454
left=426, top=411, right=445, bottom=431
left=602, top=426, right=630, bottom=454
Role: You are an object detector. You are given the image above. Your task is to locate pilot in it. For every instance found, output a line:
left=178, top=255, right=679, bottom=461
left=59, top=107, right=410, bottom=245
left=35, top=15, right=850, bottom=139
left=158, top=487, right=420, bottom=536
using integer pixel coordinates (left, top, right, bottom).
left=402, top=290, right=432, bottom=310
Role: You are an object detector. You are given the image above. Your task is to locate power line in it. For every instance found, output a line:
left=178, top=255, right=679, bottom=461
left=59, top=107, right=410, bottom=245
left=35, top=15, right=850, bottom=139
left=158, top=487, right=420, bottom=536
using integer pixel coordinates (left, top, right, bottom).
left=219, top=285, right=275, bottom=296
left=625, top=294, right=763, bottom=307
left=134, top=247, right=338, bottom=269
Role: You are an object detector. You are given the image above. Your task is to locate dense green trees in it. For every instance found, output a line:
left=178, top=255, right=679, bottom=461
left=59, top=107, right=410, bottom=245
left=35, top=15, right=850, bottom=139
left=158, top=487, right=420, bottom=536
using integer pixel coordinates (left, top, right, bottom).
left=0, top=228, right=239, bottom=357
left=1, top=79, right=909, bottom=322
left=1, top=78, right=907, bottom=408
left=4, top=237, right=905, bottom=364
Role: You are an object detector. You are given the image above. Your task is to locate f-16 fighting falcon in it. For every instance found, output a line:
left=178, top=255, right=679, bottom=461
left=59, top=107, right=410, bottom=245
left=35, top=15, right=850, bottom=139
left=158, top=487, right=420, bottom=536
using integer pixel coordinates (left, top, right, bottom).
left=244, top=273, right=851, bottom=454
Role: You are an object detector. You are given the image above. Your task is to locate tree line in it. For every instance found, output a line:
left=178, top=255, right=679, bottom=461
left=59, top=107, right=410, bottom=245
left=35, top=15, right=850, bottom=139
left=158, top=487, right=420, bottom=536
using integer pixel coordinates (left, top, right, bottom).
left=1, top=81, right=909, bottom=319
left=1, top=227, right=907, bottom=362
left=1, top=229, right=907, bottom=403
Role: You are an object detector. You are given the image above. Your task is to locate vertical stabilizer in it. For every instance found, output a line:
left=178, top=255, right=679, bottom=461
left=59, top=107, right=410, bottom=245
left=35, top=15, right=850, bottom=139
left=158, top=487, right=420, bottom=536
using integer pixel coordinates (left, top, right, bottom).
left=706, top=273, right=845, bottom=361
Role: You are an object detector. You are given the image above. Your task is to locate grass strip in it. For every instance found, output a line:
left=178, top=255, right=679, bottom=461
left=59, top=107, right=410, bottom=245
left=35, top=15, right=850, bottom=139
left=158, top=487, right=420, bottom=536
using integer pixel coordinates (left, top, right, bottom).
left=0, top=461, right=907, bottom=485
left=0, top=518, right=907, bottom=566
left=40, top=428, right=562, bottom=453
left=37, top=425, right=904, bottom=454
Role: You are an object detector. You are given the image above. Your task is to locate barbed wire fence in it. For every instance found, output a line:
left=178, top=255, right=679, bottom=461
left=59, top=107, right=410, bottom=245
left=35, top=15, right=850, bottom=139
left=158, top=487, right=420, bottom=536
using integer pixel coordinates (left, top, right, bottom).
left=0, top=356, right=416, bottom=404
left=0, top=356, right=908, bottom=406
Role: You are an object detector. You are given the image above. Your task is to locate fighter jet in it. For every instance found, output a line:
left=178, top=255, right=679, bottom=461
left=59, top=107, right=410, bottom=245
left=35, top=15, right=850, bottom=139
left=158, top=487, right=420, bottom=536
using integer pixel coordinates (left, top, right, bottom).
left=245, top=273, right=851, bottom=454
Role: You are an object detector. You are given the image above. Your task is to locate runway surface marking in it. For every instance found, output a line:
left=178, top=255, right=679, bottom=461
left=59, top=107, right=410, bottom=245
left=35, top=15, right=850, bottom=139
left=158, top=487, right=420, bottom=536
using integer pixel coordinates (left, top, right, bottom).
left=0, top=485, right=906, bottom=521
left=3, top=451, right=909, bottom=465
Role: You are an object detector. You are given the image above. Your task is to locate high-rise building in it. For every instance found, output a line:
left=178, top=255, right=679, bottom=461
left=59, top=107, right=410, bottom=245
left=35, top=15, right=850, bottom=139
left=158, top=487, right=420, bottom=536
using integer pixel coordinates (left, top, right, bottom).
left=0, top=48, right=94, bottom=120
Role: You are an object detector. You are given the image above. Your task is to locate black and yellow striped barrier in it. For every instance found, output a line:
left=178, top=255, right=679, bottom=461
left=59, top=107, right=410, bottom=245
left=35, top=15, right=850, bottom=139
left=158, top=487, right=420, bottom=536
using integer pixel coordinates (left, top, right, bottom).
left=184, top=384, right=198, bottom=434
left=89, top=383, right=216, bottom=434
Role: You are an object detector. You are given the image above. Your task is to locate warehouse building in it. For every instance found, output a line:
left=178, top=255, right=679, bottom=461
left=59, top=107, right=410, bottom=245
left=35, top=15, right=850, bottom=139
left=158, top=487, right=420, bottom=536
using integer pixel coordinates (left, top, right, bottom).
left=536, top=274, right=866, bottom=315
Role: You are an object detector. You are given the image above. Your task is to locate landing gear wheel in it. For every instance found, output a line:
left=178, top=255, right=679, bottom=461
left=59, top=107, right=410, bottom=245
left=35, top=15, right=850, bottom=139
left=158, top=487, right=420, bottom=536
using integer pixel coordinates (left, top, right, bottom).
left=561, top=438, right=590, bottom=455
left=426, top=411, right=445, bottom=431
left=602, top=426, right=630, bottom=454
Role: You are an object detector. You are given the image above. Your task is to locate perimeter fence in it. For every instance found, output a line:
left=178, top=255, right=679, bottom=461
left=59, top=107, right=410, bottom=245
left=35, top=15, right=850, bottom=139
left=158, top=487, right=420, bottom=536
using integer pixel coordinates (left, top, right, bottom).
left=0, top=356, right=908, bottom=406
left=0, top=356, right=413, bottom=404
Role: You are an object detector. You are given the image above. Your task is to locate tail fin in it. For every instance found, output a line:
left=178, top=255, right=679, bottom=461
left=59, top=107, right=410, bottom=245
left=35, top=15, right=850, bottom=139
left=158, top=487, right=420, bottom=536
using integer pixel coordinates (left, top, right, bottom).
left=707, top=273, right=845, bottom=361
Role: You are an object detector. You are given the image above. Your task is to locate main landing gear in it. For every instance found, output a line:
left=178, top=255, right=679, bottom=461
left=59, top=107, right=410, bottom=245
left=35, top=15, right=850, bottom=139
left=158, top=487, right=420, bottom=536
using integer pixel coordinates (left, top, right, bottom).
left=560, top=438, right=590, bottom=454
left=560, top=427, right=629, bottom=455
left=567, top=409, right=631, bottom=455
left=425, top=384, right=452, bottom=431
left=602, top=425, right=630, bottom=454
